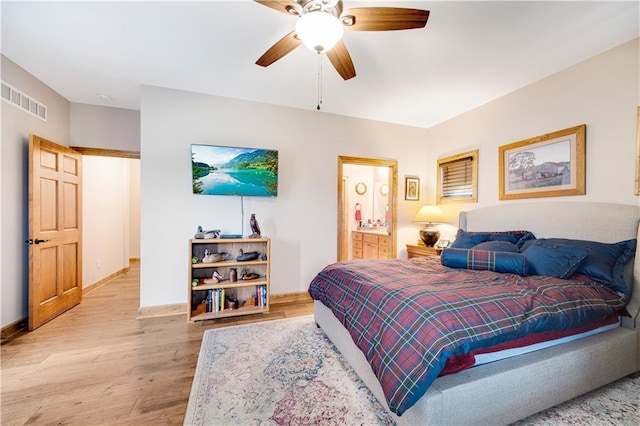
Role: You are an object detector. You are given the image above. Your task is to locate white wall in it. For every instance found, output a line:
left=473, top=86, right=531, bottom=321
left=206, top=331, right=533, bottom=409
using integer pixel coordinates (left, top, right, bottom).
left=70, top=103, right=140, bottom=151
left=1, top=55, right=71, bottom=328
left=425, top=38, right=640, bottom=230
left=4, top=38, right=637, bottom=320
left=139, top=38, right=639, bottom=310
left=129, top=159, right=141, bottom=259
left=82, top=156, right=133, bottom=287
left=139, top=86, right=429, bottom=307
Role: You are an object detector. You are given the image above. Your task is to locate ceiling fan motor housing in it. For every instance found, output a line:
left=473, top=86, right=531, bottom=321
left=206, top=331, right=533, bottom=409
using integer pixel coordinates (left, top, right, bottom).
left=296, top=0, right=342, bottom=17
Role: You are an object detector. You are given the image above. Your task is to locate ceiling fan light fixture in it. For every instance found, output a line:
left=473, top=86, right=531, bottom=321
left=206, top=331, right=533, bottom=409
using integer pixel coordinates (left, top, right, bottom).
left=295, top=11, right=344, bottom=53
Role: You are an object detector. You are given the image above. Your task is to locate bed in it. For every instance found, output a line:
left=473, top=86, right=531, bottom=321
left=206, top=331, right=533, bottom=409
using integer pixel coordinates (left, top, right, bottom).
left=310, top=201, right=640, bottom=425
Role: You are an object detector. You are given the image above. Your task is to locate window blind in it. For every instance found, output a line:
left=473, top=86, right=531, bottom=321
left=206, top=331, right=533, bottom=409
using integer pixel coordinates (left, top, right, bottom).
left=441, top=156, right=474, bottom=199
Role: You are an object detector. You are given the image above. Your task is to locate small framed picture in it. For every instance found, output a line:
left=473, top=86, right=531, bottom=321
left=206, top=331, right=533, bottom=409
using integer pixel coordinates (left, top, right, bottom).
left=405, top=176, right=420, bottom=201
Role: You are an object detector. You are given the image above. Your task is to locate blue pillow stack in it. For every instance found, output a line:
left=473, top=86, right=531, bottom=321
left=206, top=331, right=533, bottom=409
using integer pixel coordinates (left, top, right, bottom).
left=441, top=229, right=636, bottom=299
left=520, top=238, right=636, bottom=299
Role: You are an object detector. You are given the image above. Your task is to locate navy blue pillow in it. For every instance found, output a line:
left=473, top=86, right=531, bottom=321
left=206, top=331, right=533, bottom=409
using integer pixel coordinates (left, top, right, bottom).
left=450, top=229, right=535, bottom=249
left=522, top=241, right=590, bottom=279
left=521, top=238, right=636, bottom=297
left=472, top=241, right=519, bottom=252
left=441, top=248, right=527, bottom=276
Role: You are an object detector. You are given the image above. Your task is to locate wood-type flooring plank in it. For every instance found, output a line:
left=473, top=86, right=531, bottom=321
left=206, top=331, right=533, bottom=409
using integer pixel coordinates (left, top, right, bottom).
left=1, top=262, right=313, bottom=425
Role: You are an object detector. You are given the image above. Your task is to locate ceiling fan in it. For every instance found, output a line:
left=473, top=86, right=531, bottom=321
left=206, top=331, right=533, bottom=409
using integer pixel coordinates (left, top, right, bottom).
left=254, top=0, right=430, bottom=80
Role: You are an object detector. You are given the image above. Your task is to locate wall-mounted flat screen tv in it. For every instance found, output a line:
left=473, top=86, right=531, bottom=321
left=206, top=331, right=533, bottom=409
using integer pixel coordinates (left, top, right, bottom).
left=191, top=144, right=278, bottom=197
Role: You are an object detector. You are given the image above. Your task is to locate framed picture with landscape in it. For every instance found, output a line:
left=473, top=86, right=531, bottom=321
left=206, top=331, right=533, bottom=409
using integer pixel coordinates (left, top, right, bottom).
left=499, top=124, right=586, bottom=200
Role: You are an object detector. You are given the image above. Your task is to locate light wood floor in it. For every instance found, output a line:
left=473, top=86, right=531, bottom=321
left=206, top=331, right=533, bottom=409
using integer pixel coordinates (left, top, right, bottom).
left=1, top=262, right=313, bottom=425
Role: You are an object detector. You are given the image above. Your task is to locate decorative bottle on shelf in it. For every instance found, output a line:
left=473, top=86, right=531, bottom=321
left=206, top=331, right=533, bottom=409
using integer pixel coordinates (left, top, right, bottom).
left=229, top=268, right=238, bottom=282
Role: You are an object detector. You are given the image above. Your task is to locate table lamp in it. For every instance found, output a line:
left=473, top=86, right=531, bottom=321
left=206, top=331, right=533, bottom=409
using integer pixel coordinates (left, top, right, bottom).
left=412, top=205, right=445, bottom=246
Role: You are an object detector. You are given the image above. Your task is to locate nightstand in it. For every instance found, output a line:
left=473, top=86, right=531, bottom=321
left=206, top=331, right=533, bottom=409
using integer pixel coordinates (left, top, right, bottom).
left=406, top=244, right=440, bottom=258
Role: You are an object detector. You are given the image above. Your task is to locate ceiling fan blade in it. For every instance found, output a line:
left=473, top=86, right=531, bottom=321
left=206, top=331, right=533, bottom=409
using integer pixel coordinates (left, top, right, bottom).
left=341, top=8, right=429, bottom=31
left=326, top=40, right=356, bottom=81
left=256, top=31, right=302, bottom=67
left=254, top=0, right=300, bottom=16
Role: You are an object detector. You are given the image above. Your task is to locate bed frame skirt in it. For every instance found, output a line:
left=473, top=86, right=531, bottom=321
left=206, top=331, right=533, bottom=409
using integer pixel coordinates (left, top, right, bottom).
left=315, top=301, right=636, bottom=425
left=314, top=201, right=640, bottom=425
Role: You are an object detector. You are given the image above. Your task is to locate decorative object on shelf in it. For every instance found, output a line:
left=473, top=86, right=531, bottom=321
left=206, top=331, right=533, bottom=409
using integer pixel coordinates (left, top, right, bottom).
left=249, top=213, right=262, bottom=238
left=204, top=270, right=224, bottom=285
left=229, top=268, right=238, bottom=283
left=499, top=124, right=586, bottom=200
left=219, top=234, right=243, bottom=239
left=413, top=205, right=446, bottom=247
left=355, top=182, right=367, bottom=195
left=202, top=249, right=226, bottom=263
left=241, top=270, right=260, bottom=281
left=405, top=176, right=420, bottom=201
left=237, top=249, right=260, bottom=262
left=195, top=226, right=221, bottom=239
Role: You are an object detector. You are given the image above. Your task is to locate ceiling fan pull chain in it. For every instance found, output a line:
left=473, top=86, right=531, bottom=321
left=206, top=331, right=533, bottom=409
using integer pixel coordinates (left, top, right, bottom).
left=317, top=52, right=323, bottom=111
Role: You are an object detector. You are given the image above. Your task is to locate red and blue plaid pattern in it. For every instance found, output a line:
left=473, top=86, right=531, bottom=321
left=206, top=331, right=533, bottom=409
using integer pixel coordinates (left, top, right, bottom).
left=466, top=248, right=496, bottom=270
left=308, top=256, right=624, bottom=416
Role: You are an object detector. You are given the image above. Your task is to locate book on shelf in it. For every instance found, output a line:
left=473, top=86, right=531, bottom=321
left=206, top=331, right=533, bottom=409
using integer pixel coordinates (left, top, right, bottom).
left=255, top=284, right=267, bottom=308
left=203, top=288, right=227, bottom=313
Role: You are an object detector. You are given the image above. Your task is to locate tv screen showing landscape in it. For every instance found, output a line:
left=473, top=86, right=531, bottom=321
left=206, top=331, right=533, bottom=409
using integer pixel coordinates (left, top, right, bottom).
left=191, top=144, right=278, bottom=197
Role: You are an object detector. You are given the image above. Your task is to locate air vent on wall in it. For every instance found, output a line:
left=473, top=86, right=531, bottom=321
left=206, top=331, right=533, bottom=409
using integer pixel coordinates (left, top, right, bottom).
left=1, top=80, right=47, bottom=121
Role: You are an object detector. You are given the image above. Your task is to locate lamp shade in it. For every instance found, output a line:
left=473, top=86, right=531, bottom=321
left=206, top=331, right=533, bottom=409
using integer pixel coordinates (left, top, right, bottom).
left=295, top=11, right=344, bottom=53
left=412, top=205, right=446, bottom=224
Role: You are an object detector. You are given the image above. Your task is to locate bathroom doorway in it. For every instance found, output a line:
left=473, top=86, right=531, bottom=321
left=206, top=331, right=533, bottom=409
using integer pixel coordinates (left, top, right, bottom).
left=337, top=156, right=398, bottom=262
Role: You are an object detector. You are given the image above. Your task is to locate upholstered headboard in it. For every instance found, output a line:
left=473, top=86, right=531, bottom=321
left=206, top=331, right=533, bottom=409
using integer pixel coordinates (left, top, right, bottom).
left=459, top=202, right=640, bottom=330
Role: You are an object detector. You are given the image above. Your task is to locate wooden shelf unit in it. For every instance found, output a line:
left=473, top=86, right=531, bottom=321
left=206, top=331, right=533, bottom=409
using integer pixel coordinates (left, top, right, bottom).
left=188, top=237, right=270, bottom=322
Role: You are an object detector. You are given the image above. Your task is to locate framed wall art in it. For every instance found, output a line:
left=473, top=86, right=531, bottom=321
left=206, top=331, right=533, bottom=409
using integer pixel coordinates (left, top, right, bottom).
left=499, top=124, right=586, bottom=200
left=405, top=176, right=420, bottom=201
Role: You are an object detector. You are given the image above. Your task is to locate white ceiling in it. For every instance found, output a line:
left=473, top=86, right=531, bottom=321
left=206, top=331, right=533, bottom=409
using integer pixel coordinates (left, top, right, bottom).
left=2, top=1, right=638, bottom=129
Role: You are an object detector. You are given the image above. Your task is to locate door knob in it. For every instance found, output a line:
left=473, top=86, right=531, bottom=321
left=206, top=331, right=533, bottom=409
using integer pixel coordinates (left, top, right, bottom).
left=25, top=238, right=50, bottom=245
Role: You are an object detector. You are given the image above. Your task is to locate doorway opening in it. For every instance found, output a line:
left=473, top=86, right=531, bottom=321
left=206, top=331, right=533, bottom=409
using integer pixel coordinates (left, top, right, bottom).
left=337, top=156, right=398, bottom=262
left=71, top=147, right=140, bottom=293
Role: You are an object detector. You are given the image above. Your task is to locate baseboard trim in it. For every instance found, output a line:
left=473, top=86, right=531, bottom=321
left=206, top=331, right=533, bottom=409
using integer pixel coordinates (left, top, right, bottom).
left=135, top=292, right=311, bottom=320
left=137, top=303, right=187, bottom=319
left=270, top=291, right=312, bottom=306
left=83, top=266, right=131, bottom=296
left=1, top=317, right=28, bottom=343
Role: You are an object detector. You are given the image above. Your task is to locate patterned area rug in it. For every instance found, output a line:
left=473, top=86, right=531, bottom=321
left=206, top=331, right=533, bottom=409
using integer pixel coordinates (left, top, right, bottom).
left=184, top=315, right=639, bottom=426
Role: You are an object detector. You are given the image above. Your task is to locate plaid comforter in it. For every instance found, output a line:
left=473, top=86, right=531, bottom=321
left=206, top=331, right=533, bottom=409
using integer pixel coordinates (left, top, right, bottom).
left=307, top=256, right=625, bottom=416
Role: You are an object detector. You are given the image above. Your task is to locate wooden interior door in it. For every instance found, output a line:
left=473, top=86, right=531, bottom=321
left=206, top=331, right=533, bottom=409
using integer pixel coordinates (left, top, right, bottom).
left=28, top=135, right=82, bottom=330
